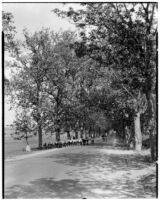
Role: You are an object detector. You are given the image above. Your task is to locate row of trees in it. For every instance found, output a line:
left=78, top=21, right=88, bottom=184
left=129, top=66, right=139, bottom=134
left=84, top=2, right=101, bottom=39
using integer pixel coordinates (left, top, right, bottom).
left=54, top=2, right=157, bottom=159
left=3, top=3, right=157, bottom=161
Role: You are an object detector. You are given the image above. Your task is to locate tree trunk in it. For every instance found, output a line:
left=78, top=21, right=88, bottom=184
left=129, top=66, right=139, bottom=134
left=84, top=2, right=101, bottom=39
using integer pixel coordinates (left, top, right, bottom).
left=146, top=92, right=157, bottom=161
left=56, top=128, right=60, bottom=142
left=93, top=128, right=95, bottom=138
left=149, top=96, right=157, bottom=161
left=75, top=131, right=78, bottom=139
left=26, top=136, right=29, bottom=145
left=98, top=127, right=101, bottom=137
left=122, top=122, right=126, bottom=143
left=25, top=132, right=29, bottom=145
left=38, top=123, right=42, bottom=149
left=134, top=112, right=142, bottom=151
left=67, top=131, right=71, bottom=140
left=36, top=82, right=42, bottom=149
left=88, top=127, right=92, bottom=137
left=125, top=126, right=133, bottom=147
left=150, top=130, right=156, bottom=161
left=80, top=129, right=83, bottom=138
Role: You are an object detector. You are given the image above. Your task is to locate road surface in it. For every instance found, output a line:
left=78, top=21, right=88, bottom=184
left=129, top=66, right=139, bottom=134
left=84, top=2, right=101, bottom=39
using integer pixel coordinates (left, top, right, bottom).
left=5, top=145, right=156, bottom=198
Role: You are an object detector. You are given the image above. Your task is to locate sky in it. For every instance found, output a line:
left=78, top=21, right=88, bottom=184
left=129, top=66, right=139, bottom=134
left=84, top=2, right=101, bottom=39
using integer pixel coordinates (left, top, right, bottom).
left=3, top=3, right=78, bottom=39
left=3, top=3, right=81, bottom=125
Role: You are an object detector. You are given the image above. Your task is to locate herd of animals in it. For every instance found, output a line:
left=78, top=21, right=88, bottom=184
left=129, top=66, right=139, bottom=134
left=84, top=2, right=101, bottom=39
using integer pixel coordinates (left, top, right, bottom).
left=43, top=137, right=95, bottom=149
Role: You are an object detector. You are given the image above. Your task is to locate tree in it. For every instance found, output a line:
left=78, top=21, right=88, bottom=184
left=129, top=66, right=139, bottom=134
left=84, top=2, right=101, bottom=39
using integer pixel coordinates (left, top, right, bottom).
left=11, top=109, right=37, bottom=148
left=9, top=28, right=57, bottom=148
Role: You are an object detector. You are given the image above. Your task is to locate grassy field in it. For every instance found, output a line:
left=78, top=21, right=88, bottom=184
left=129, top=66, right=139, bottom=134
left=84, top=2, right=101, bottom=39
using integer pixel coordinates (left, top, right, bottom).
left=4, top=127, right=67, bottom=159
left=5, top=134, right=39, bottom=159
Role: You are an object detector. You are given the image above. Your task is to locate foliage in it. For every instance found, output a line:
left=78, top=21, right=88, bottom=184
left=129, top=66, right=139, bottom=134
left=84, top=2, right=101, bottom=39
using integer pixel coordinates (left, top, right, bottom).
left=55, top=3, right=156, bottom=93
left=9, top=28, right=59, bottom=147
left=53, top=3, right=157, bottom=153
left=2, top=11, right=19, bottom=54
left=11, top=109, right=37, bottom=145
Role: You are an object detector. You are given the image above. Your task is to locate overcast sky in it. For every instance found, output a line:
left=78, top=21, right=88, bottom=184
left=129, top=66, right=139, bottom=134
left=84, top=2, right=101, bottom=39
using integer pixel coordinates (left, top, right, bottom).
left=3, top=3, right=80, bottom=125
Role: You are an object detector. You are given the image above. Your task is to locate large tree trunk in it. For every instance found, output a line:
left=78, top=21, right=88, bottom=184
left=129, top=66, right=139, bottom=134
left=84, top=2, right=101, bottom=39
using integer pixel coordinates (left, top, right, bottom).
left=147, top=93, right=157, bottom=161
left=134, top=112, right=142, bottom=151
left=150, top=130, right=156, bottom=161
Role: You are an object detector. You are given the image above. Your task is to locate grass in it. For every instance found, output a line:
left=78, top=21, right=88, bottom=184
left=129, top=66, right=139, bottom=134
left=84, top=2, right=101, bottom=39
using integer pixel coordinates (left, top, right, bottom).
left=4, top=127, right=70, bottom=159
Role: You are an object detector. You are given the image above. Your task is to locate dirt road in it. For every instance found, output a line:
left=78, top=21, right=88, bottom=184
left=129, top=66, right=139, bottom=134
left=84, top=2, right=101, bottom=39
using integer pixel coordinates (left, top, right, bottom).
left=5, top=145, right=157, bottom=198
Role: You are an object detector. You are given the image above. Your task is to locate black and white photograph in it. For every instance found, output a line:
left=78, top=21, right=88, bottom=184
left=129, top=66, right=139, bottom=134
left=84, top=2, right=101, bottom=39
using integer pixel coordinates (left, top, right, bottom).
left=2, top=1, right=158, bottom=198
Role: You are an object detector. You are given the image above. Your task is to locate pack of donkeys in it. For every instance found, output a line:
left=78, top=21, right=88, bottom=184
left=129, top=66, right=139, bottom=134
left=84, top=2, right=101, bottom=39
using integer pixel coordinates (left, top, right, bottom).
left=43, top=137, right=95, bottom=149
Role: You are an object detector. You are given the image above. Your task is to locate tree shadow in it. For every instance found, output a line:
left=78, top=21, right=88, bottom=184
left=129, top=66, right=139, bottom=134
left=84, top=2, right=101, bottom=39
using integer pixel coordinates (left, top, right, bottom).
left=138, top=174, right=157, bottom=195
left=5, top=178, right=87, bottom=199
left=5, top=176, right=156, bottom=199
left=46, top=149, right=152, bottom=172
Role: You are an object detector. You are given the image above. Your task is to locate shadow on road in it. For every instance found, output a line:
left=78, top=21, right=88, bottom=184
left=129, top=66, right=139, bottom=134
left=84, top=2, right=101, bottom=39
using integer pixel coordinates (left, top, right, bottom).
left=5, top=178, right=86, bottom=199
left=5, top=175, right=156, bottom=199
left=46, top=147, right=153, bottom=172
